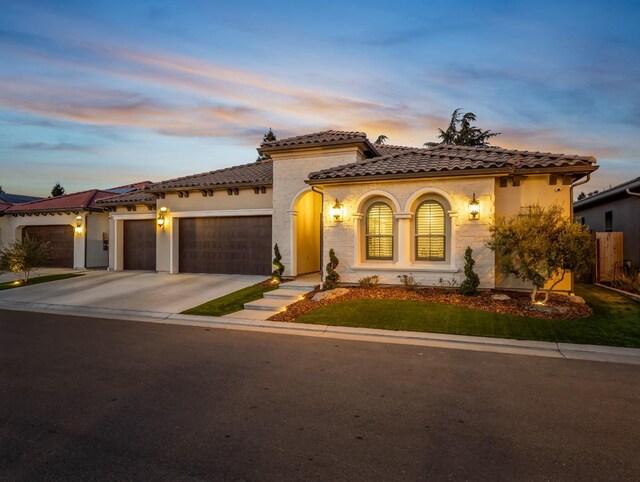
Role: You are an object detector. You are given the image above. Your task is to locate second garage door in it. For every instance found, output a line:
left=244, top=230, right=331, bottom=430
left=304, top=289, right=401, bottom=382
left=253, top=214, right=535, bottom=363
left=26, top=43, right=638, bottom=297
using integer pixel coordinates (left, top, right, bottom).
left=179, top=216, right=272, bottom=275
left=123, top=219, right=157, bottom=270
left=23, top=225, right=74, bottom=268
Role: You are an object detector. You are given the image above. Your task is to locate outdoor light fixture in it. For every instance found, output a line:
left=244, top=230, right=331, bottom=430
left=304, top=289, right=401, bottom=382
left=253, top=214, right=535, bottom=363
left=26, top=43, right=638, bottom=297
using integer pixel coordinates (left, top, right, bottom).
left=74, top=215, right=83, bottom=235
left=157, top=206, right=168, bottom=227
left=469, top=193, right=480, bottom=220
left=330, top=199, right=344, bottom=222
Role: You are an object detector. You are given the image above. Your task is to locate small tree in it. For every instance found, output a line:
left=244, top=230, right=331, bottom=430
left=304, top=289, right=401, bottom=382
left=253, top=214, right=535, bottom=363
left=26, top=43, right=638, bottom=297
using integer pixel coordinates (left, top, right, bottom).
left=323, top=248, right=340, bottom=290
left=271, top=243, right=285, bottom=281
left=425, top=109, right=500, bottom=147
left=487, top=204, right=593, bottom=303
left=51, top=182, right=65, bottom=197
left=459, top=246, right=480, bottom=296
left=0, top=236, right=50, bottom=284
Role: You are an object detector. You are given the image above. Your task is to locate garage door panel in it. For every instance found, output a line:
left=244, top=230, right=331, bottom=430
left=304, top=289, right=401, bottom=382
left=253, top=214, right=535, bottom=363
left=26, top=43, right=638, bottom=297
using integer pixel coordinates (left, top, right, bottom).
left=23, top=225, right=74, bottom=268
left=179, top=216, right=272, bottom=275
left=123, top=219, right=156, bottom=270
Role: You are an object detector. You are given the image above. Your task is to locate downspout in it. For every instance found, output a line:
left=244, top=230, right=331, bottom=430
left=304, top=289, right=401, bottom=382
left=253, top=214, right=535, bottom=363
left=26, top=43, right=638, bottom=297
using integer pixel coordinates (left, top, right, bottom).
left=311, top=185, right=324, bottom=282
left=570, top=173, right=591, bottom=293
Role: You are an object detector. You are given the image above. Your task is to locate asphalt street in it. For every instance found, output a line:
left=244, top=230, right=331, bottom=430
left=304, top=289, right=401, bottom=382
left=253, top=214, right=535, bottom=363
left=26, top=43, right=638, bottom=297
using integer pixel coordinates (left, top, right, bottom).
left=1, top=309, right=639, bottom=481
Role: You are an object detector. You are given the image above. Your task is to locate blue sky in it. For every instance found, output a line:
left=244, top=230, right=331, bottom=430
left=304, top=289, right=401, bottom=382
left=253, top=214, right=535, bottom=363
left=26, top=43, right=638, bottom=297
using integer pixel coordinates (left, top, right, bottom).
left=1, top=0, right=638, bottom=196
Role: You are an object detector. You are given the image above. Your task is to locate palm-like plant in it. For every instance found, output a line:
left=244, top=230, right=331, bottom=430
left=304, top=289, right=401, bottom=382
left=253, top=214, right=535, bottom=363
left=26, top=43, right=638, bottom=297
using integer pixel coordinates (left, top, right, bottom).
left=374, top=134, right=388, bottom=145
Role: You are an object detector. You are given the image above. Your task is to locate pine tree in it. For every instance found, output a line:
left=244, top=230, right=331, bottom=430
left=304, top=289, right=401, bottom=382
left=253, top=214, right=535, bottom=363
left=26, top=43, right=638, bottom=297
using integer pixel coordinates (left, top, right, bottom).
left=51, top=182, right=65, bottom=197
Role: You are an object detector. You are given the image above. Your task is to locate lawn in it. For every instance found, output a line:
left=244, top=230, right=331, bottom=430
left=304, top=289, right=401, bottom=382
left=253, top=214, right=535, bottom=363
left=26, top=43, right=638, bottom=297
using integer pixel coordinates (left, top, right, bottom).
left=181, top=283, right=278, bottom=317
left=0, top=272, right=84, bottom=291
left=295, top=284, right=640, bottom=348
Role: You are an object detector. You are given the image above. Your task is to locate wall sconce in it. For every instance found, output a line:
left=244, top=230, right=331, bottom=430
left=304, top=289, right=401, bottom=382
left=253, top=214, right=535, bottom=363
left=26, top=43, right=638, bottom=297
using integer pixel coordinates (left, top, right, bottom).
left=74, top=215, right=83, bottom=235
left=157, top=206, right=168, bottom=228
left=469, top=193, right=480, bottom=220
left=330, top=199, right=344, bottom=222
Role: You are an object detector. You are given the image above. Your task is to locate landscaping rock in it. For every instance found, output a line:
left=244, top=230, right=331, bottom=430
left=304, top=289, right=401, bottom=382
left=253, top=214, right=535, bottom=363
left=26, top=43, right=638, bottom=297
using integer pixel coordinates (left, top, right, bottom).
left=491, top=294, right=511, bottom=301
left=568, top=294, right=586, bottom=304
left=312, top=288, right=349, bottom=302
left=528, top=304, right=569, bottom=314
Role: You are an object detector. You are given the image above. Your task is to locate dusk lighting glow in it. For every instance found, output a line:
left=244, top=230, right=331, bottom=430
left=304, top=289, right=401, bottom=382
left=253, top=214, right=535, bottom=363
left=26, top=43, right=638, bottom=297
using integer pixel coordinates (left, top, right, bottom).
left=1, top=0, right=638, bottom=196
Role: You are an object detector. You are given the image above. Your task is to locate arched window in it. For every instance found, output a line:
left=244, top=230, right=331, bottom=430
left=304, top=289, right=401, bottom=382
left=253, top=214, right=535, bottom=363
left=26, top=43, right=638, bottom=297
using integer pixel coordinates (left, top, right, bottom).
left=366, top=202, right=393, bottom=260
left=415, top=200, right=445, bottom=261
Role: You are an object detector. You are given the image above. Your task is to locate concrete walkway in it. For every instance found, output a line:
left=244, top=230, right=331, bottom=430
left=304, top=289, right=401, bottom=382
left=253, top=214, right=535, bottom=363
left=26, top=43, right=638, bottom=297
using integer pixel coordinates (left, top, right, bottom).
left=0, top=270, right=267, bottom=313
left=224, top=274, right=321, bottom=321
left=0, top=299, right=638, bottom=365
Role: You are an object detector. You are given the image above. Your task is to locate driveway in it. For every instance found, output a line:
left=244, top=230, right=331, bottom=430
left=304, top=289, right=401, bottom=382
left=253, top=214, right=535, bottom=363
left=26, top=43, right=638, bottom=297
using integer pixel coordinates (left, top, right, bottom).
left=0, top=270, right=267, bottom=313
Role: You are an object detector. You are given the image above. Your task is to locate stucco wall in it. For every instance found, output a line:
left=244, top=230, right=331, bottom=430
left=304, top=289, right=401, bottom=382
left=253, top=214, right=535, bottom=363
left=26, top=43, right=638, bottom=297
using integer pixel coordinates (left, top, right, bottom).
left=85, top=212, right=109, bottom=268
left=271, top=146, right=365, bottom=276
left=318, top=177, right=496, bottom=287
left=494, top=174, right=573, bottom=291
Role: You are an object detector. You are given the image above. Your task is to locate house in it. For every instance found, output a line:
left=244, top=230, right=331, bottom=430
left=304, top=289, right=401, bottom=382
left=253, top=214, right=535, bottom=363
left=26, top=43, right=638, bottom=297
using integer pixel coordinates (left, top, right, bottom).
left=574, top=177, right=640, bottom=268
left=97, top=130, right=597, bottom=292
left=0, top=183, right=151, bottom=269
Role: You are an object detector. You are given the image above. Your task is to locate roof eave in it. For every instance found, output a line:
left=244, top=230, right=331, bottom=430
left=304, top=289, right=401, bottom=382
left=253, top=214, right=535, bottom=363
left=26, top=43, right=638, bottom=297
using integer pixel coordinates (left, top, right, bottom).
left=258, top=138, right=378, bottom=156
left=145, top=181, right=273, bottom=194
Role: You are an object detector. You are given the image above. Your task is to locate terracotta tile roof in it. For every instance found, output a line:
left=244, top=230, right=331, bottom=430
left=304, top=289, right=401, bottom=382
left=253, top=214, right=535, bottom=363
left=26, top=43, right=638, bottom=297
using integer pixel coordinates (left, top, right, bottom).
left=96, top=190, right=157, bottom=206
left=105, top=181, right=154, bottom=194
left=259, top=130, right=378, bottom=155
left=308, top=145, right=597, bottom=182
left=0, top=201, right=11, bottom=213
left=147, top=161, right=273, bottom=191
left=4, top=189, right=114, bottom=214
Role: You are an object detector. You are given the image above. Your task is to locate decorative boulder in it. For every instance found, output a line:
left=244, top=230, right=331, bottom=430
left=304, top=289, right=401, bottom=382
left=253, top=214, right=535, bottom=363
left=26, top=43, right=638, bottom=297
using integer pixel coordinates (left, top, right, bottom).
left=568, top=295, right=586, bottom=304
left=312, top=288, right=349, bottom=302
left=491, top=294, right=511, bottom=301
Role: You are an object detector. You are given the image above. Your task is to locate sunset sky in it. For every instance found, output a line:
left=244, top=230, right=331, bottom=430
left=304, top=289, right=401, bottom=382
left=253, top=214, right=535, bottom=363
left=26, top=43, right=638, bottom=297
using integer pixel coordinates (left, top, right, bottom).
left=1, top=0, right=638, bottom=197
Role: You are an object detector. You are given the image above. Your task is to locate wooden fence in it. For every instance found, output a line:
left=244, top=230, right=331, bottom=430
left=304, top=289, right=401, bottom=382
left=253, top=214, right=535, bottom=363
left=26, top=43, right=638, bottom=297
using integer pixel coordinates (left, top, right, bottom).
left=595, top=232, right=624, bottom=283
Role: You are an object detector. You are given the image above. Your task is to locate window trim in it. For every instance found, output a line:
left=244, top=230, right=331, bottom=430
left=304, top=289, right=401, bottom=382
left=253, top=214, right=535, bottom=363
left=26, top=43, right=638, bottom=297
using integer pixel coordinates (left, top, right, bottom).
left=365, top=201, right=394, bottom=260
left=414, top=199, right=446, bottom=262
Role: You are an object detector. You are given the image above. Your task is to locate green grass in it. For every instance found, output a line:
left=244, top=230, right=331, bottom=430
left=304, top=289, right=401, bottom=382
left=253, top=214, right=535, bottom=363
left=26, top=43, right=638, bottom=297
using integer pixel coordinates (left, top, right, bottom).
left=0, top=272, right=84, bottom=290
left=295, top=284, right=640, bottom=348
left=181, top=283, right=279, bottom=317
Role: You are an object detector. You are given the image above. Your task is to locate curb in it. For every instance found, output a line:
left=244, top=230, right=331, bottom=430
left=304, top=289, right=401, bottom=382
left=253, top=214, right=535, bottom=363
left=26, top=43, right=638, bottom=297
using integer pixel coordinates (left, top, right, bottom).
left=1, top=300, right=639, bottom=365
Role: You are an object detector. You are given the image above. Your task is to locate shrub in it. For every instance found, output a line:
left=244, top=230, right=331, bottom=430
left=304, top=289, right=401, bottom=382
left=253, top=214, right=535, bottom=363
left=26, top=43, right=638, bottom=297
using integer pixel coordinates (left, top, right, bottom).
left=323, top=248, right=340, bottom=290
left=438, top=277, right=459, bottom=293
left=0, top=236, right=50, bottom=284
left=459, top=246, right=480, bottom=296
left=487, top=204, right=593, bottom=303
left=398, top=273, right=421, bottom=290
left=271, top=243, right=285, bottom=281
left=611, top=268, right=640, bottom=295
left=358, top=275, right=379, bottom=288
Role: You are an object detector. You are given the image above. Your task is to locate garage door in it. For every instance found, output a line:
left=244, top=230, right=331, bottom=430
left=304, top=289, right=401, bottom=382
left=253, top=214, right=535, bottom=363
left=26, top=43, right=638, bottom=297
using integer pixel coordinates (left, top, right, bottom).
left=179, top=216, right=272, bottom=275
left=123, top=219, right=156, bottom=270
left=23, top=225, right=74, bottom=268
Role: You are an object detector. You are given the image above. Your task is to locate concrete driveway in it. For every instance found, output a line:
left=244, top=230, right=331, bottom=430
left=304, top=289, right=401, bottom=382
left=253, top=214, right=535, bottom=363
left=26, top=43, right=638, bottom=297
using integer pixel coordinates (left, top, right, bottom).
left=0, top=269, right=267, bottom=313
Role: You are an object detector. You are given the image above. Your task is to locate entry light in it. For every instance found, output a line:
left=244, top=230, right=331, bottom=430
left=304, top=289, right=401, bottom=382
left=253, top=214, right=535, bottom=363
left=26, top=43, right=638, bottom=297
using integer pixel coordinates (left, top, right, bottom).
left=157, top=207, right=167, bottom=228
left=469, top=193, right=480, bottom=220
left=74, top=215, right=83, bottom=235
left=330, top=199, right=344, bottom=222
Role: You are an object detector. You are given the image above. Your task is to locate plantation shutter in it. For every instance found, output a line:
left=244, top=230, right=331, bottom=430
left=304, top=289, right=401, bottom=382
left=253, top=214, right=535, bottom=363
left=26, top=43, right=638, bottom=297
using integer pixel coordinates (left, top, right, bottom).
left=416, top=201, right=446, bottom=260
left=366, top=202, right=393, bottom=260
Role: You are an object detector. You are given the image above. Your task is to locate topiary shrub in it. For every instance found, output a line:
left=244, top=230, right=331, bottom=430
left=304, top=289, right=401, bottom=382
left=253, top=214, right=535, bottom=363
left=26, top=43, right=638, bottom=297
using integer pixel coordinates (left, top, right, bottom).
left=459, top=246, right=480, bottom=296
left=358, top=275, right=379, bottom=288
left=271, top=243, right=285, bottom=281
left=323, top=248, right=340, bottom=290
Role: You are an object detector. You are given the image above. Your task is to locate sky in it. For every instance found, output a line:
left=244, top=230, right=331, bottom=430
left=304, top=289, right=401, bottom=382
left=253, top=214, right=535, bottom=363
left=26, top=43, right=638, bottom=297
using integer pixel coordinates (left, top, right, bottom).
left=0, top=0, right=638, bottom=197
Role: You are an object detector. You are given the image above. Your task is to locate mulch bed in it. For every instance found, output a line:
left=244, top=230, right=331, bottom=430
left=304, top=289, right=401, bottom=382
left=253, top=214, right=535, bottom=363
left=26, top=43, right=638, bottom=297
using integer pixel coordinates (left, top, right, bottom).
left=268, top=287, right=593, bottom=322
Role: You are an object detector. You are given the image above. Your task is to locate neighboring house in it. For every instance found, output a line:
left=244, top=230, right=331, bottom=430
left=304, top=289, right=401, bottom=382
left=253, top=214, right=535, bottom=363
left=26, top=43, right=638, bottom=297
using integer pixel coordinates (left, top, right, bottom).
left=0, top=190, right=116, bottom=269
left=0, top=192, right=43, bottom=204
left=574, top=177, right=640, bottom=267
left=97, top=130, right=597, bottom=292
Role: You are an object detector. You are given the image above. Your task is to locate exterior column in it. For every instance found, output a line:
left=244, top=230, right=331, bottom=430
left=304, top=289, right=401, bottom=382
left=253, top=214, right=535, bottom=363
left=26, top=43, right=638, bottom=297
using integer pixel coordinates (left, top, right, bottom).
left=352, top=213, right=363, bottom=265
left=288, top=210, right=298, bottom=276
left=395, top=212, right=412, bottom=267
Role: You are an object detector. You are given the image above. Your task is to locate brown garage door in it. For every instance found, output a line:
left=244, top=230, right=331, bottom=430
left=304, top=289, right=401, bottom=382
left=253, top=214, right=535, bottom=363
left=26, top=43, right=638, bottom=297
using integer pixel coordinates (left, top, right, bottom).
left=179, top=216, right=272, bottom=275
left=23, top=225, right=74, bottom=268
left=123, top=219, right=156, bottom=270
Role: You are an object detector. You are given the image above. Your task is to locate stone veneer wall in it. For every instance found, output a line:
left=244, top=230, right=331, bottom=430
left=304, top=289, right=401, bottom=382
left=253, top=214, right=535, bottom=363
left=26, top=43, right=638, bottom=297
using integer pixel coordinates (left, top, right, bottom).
left=319, top=177, right=496, bottom=287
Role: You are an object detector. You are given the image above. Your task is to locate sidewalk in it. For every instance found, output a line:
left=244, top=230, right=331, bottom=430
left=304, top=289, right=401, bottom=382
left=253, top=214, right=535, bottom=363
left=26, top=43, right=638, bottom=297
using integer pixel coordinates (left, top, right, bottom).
left=1, top=299, right=639, bottom=365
